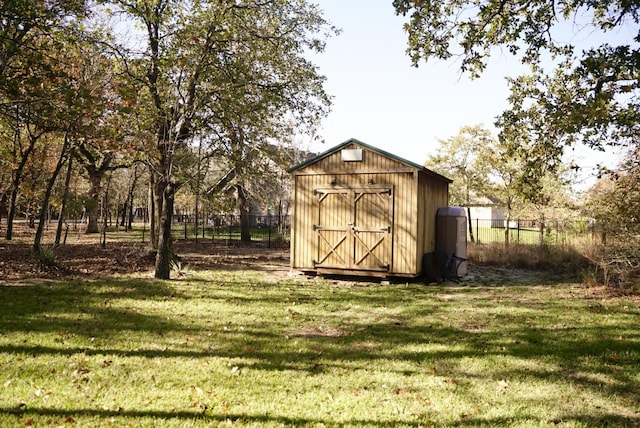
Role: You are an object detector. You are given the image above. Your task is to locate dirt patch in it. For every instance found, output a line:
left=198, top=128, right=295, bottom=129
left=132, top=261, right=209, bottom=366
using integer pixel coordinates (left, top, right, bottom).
left=1, top=226, right=638, bottom=303
left=173, top=241, right=292, bottom=279
left=0, top=234, right=291, bottom=282
left=0, top=241, right=152, bottom=281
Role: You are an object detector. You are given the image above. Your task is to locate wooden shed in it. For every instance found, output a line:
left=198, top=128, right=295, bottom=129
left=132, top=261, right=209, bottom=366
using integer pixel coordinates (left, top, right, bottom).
left=288, top=138, right=451, bottom=277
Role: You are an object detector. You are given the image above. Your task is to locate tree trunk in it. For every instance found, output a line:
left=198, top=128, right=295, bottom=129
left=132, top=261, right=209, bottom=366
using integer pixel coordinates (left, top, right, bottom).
left=120, top=201, right=127, bottom=227
left=5, top=143, right=37, bottom=240
left=5, top=111, right=39, bottom=240
left=128, top=201, right=135, bottom=230
left=152, top=177, right=164, bottom=249
left=466, top=206, right=475, bottom=243
left=240, top=209, right=251, bottom=243
left=126, top=165, right=139, bottom=230
left=154, top=180, right=175, bottom=279
left=194, top=192, right=199, bottom=243
left=101, top=175, right=111, bottom=247
left=236, top=184, right=251, bottom=243
left=148, top=172, right=165, bottom=250
left=5, top=185, right=19, bottom=240
left=54, top=154, right=73, bottom=247
left=148, top=173, right=156, bottom=249
left=34, top=138, right=69, bottom=254
left=0, top=192, right=6, bottom=232
left=85, top=174, right=102, bottom=233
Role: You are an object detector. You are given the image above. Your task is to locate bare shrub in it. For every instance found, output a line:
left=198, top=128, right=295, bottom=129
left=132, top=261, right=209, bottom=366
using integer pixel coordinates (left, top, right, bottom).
left=468, top=242, right=591, bottom=276
left=580, top=237, right=640, bottom=289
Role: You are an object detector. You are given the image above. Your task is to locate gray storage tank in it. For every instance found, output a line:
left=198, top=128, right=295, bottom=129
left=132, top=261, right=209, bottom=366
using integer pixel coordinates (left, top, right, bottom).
left=436, top=206, right=468, bottom=278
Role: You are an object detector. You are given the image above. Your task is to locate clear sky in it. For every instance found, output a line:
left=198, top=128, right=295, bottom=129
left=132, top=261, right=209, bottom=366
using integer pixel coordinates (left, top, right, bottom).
left=306, top=0, right=625, bottom=189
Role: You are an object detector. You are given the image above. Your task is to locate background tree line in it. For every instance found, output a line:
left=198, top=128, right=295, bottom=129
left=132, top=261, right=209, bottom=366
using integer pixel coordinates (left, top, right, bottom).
left=0, top=0, right=336, bottom=279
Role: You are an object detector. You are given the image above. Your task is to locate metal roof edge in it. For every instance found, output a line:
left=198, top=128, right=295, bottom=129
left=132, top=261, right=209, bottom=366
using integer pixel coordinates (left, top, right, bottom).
left=287, top=138, right=452, bottom=183
left=286, top=138, right=355, bottom=173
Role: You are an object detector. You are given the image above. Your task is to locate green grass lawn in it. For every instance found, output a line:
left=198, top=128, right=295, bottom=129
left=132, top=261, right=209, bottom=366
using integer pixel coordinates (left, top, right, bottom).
left=1, top=269, right=639, bottom=427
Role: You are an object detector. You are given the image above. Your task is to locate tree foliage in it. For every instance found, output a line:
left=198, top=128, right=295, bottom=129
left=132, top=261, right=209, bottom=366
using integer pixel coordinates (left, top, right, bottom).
left=0, top=0, right=334, bottom=274
left=585, top=149, right=640, bottom=237
left=582, top=148, right=640, bottom=286
left=98, top=0, right=335, bottom=278
left=394, top=0, right=640, bottom=173
left=429, top=124, right=577, bottom=246
left=393, top=0, right=639, bottom=76
left=425, top=125, right=492, bottom=207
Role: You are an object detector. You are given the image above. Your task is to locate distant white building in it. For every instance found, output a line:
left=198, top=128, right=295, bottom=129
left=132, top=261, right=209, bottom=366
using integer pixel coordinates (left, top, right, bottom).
left=464, top=196, right=506, bottom=228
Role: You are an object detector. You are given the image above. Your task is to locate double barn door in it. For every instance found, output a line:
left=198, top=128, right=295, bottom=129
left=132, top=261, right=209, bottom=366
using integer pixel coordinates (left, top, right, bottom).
left=313, top=187, right=393, bottom=272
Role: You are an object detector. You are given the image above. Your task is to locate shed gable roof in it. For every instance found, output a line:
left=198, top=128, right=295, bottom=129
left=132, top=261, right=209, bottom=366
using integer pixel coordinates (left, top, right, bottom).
left=287, top=138, right=452, bottom=183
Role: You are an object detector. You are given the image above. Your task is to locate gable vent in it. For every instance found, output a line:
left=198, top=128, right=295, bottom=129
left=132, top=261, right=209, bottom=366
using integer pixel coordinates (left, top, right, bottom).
left=341, top=149, right=363, bottom=162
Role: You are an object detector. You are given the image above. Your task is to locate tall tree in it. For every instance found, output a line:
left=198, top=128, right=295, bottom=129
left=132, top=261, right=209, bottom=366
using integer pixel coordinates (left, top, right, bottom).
left=103, top=0, right=335, bottom=279
left=427, top=125, right=576, bottom=247
left=54, top=152, right=74, bottom=247
left=29, top=27, right=131, bottom=254
left=70, top=46, right=136, bottom=234
left=1, top=108, right=44, bottom=239
left=32, top=133, right=72, bottom=254
left=0, top=0, right=88, bottom=241
left=424, top=125, right=493, bottom=242
left=479, top=137, right=525, bottom=247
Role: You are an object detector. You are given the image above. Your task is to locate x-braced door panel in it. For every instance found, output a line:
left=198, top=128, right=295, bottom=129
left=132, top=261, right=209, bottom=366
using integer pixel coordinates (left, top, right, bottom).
left=314, top=187, right=393, bottom=271
left=353, top=189, right=392, bottom=271
left=314, top=189, right=351, bottom=268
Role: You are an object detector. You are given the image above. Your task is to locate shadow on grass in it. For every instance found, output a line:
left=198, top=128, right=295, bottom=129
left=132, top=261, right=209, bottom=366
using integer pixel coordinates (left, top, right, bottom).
left=448, top=413, right=640, bottom=427
left=2, top=406, right=638, bottom=427
left=1, top=276, right=639, bottom=425
left=1, top=406, right=425, bottom=427
left=0, top=278, right=189, bottom=339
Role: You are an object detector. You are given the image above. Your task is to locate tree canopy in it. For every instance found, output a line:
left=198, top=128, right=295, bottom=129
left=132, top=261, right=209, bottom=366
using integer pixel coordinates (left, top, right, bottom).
left=0, top=0, right=336, bottom=277
left=96, top=0, right=335, bottom=278
left=394, top=0, right=640, bottom=165
left=393, top=0, right=639, bottom=75
left=424, top=125, right=492, bottom=207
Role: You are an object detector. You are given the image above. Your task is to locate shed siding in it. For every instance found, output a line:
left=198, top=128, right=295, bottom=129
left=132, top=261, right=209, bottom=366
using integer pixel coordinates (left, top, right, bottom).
left=416, top=172, right=449, bottom=271
left=290, top=140, right=450, bottom=277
